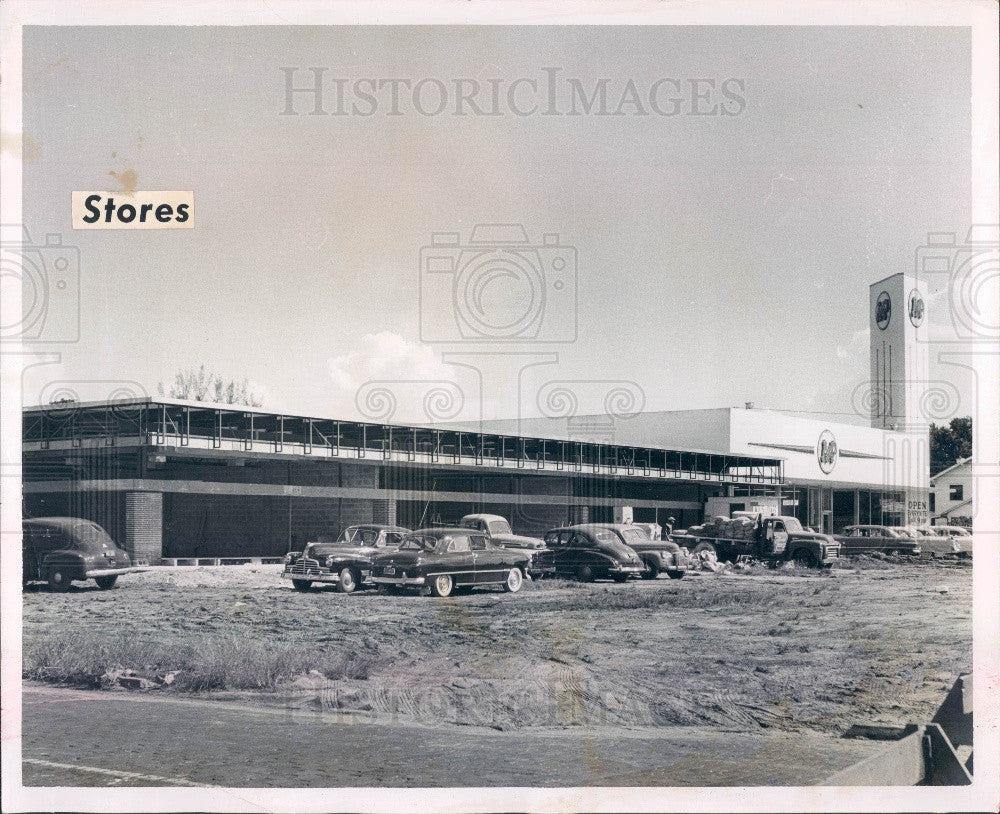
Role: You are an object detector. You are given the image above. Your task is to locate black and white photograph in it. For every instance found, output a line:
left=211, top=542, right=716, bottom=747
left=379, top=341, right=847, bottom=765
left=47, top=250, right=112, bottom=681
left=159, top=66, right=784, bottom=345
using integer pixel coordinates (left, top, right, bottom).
left=0, top=2, right=997, bottom=812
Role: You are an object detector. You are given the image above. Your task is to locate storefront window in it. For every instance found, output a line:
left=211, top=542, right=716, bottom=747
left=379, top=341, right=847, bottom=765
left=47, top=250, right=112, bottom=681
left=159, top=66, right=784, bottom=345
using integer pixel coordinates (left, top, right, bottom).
left=832, top=490, right=856, bottom=533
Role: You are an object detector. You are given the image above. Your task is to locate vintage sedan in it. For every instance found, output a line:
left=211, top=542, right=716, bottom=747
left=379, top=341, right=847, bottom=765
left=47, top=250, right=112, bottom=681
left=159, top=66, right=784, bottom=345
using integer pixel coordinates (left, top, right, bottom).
left=543, top=524, right=646, bottom=582
left=370, top=528, right=532, bottom=597
left=913, top=525, right=973, bottom=557
left=901, top=525, right=962, bottom=557
left=834, top=525, right=922, bottom=556
left=459, top=513, right=556, bottom=579
left=598, top=523, right=688, bottom=579
left=23, top=517, right=147, bottom=591
left=281, top=524, right=409, bottom=592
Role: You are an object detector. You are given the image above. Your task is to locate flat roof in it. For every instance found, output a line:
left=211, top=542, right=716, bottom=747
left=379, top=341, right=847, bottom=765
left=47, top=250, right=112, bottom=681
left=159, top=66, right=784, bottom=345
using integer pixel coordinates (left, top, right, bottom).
left=22, top=397, right=784, bottom=485
left=23, top=397, right=779, bottom=462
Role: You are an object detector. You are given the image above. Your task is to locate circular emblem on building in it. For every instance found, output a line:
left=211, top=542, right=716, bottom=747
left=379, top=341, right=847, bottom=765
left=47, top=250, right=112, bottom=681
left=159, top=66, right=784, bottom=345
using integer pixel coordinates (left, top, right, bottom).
left=908, top=288, right=925, bottom=327
left=875, top=291, right=891, bottom=331
left=817, top=429, right=838, bottom=474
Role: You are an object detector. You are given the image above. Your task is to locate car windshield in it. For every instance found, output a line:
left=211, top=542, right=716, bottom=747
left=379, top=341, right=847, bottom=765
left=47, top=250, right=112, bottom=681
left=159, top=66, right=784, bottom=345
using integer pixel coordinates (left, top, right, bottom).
left=593, top=531, right=620, bottom=544
left=618, top=527, right=650, bottom=544
left=488, top=520, right=511, bottom=535
left=882, top=528, right=903, bottom=538
left=398, top=535, right=441, bottom=551
left=340, top=527, right=380, bottom=546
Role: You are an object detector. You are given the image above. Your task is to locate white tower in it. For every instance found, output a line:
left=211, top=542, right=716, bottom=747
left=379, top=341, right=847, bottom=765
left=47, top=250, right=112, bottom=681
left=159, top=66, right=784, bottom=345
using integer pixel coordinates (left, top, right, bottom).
left=869, top=272, right=931, bottom=525
left=869, top=272, right=930, bottom=431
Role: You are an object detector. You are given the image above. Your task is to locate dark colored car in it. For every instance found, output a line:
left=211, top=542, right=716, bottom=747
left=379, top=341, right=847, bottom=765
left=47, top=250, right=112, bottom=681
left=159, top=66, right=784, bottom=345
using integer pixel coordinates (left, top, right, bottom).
left=22, top=517, right=146, bottom=591
left=595, top=523, right=688, bottom=579
left=543, top=524, right=646, bottom=582
left=370, top=527, right=532, bottom=597
left=281, top=524, right=410, bottom=592
left=835, top=525, right=922, bottom=556
left=459, top=513, right=556, bottom=579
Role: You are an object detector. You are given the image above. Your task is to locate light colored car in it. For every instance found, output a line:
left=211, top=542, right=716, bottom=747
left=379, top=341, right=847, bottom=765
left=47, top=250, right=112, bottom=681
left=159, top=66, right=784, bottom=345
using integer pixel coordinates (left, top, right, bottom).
left=901, top=526, right=960, bottom=557
left=928, top=525, right=973, bottom=557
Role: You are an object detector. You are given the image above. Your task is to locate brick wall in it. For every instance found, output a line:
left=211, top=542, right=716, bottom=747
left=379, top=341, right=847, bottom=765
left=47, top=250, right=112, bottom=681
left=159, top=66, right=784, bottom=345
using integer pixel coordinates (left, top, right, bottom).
left=371, top=499, right=397, bottom=526
left=124, top=492, right=163, bottom=563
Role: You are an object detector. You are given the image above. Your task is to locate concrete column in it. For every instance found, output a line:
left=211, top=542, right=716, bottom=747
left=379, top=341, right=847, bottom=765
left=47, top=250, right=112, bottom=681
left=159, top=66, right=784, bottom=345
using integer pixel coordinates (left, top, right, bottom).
left=124, top=491, right=163, bottom=564
left=613, top=505, right=633, bottom=524
left=372, top=498, right=397, bottom=526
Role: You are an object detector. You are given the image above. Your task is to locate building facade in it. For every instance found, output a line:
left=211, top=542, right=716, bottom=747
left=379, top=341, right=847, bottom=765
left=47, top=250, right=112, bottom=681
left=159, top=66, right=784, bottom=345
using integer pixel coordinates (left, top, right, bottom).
left=929, top=457, right=973, bottom=527
left=452, top=406, right=929, bottom=534
left=21, top=398, right=782, bottom=562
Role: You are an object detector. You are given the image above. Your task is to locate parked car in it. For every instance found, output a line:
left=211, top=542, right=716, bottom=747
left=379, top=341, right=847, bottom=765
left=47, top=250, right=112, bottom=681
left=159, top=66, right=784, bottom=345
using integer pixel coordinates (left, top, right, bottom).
left=370, top=527, right=532, bottom=597
left=281, top=524, right=410, bottom=592
left=596, top=523, right=688, bottom=579
left=22, top=517, right=147, bottom=591
left=834, top=525, right=922, bottom=556
left=930, top=524, right=972, bottom=539
left=543, top=524, right=646, bottom=582
left=459, top=513, right=555, bottom=579
left=901, top=525, right=961, bottom=557
left=925, top=525, right=973, bottom=557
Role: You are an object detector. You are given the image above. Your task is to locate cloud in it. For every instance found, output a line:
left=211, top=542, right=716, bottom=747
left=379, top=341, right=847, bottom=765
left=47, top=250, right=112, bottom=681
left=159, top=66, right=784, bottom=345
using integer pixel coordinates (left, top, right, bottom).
left=327, top=331, right=454, bottom=392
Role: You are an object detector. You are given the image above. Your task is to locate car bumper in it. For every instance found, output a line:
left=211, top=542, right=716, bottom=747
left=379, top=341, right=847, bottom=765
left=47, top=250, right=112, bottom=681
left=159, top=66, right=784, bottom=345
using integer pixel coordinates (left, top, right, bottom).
left=371, top=575, right=426, bottom=586
left=280, top=570, right=342, bottom=583
left=85, top=567, right=146, bottom=578
left=610, top=565, right=644, bottom=574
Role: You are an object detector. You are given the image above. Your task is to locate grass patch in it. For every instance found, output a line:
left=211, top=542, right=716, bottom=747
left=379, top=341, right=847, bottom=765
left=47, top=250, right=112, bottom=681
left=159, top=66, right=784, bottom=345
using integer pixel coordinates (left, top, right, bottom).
left=24, top=629, right=384, bottom=691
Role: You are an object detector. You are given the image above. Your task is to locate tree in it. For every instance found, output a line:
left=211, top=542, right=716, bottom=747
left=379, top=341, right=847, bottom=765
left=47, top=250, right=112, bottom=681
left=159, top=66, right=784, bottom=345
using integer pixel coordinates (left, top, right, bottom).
left=157, top=365, right=263, bottom=407
left=929, top=416, right=971, bottom=475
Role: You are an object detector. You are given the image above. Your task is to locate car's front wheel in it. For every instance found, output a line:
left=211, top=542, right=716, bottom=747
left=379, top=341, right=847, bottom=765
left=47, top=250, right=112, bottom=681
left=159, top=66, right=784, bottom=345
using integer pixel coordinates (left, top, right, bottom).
left=47, top=568, right=72, bottom=592
left=792, top=548, right=818, bottom=567
left=94, top=575, right=118, bottom=590
left=430, top=574, right=454, bottom=597
left=503, top=567, right=523, bottom=593
left=640, top=557, right=659, bottom=580
left=611, top=572, right=630, bottom=583
left=291, top=579, right=313, bottom=591
left=336, top=567, right=359, bottom=594
left=666, top=569, right=685, bottom=580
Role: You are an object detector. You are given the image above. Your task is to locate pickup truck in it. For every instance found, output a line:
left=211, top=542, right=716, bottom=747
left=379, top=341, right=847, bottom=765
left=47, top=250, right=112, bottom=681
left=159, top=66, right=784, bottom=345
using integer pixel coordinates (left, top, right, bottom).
left=459, top=513, right=555, bottom=579
left=671, top=514, right=839, bottom=568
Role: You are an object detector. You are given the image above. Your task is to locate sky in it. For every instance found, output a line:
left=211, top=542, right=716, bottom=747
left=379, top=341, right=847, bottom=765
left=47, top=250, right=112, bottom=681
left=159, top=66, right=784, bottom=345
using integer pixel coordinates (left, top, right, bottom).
left=18, top=25, right=974, bottom=428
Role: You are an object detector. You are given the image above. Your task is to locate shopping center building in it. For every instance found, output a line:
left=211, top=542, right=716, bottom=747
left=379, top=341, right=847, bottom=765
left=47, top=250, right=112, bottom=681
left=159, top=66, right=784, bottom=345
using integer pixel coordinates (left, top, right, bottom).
left=20, top=273, right=932, bottom=560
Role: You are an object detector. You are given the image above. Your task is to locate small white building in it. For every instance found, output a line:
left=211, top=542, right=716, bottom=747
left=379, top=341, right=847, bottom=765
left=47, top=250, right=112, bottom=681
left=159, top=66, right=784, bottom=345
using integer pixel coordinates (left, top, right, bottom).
left=929, top=457, right=973, bottom=527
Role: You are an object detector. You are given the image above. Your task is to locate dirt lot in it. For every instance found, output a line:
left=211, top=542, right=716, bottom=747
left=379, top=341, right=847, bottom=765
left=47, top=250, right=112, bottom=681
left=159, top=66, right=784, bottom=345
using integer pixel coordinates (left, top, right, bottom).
left=22, top=557, right=972, bottom=737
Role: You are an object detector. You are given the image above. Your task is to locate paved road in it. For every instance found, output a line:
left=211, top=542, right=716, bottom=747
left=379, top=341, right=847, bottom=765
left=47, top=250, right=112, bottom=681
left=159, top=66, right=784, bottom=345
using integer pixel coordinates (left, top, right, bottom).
left=21, top=684, right=878, bottom=787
